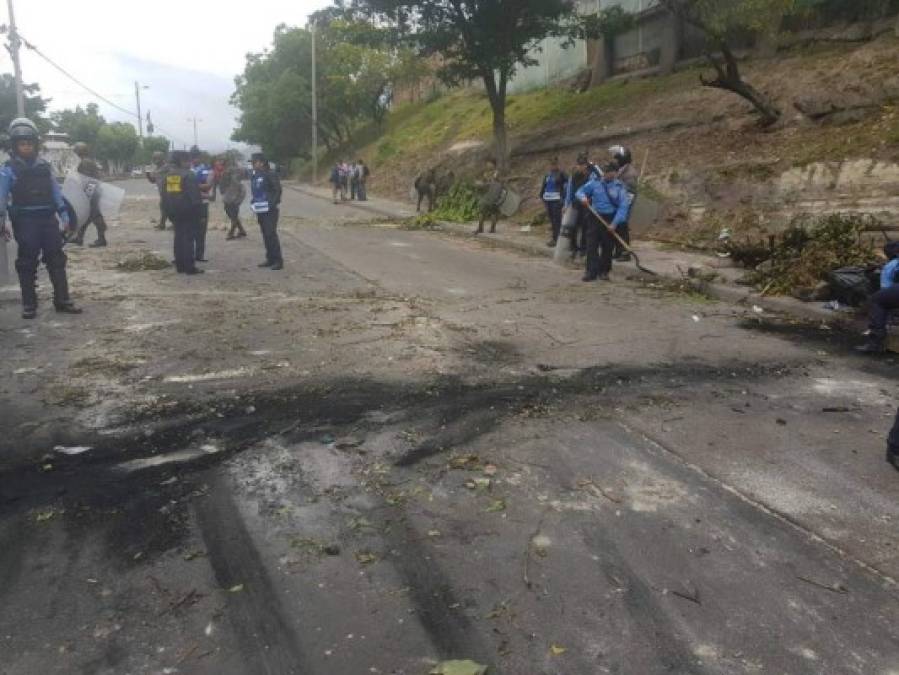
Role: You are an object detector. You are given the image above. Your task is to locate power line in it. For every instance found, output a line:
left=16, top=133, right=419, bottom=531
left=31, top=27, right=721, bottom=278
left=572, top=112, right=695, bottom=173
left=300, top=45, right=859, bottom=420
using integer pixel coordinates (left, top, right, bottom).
left=16, top=29, right=191, bottom=147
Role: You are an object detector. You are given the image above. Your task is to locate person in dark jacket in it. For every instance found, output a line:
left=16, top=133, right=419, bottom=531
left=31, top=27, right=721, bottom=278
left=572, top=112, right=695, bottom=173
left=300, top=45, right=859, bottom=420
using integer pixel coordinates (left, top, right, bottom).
left=0, top=118, right=81, bottom=318
left=539, top=157, right=568, bottom=248
left=250, top=152, right=283, bottom=270
left=563, top=154, right=599, bottom=258
left=856, top=240, right=899, bottom=353
left=160, top=151, right=204, bottom=275
left=190, top=148, right=213, bottom=262
left=70, top=142, right=108, bottom=247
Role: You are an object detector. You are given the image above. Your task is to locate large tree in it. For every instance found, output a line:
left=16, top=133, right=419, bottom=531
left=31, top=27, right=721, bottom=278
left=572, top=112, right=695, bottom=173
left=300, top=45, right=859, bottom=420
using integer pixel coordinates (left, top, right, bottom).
left=0, top=73, right=50, bottom=134
left=231, top=21, right=413, bottom=160
left=658, top=0, right=794, bottom=126
left=348, top=0, right=575, bottom=170
left=50, top=103, right=106, bottom=147
left=96, top=121, right=139, bottom=170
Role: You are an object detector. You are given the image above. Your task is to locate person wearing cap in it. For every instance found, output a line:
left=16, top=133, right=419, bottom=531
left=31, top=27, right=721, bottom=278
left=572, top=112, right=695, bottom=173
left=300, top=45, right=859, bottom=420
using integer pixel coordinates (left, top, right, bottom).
left=249, top=152, right=283, bottom=270
left=608, top=145, right=639, bottom=262
left=539, top=157, right=568, bottom=248
left=575, top=162, right=633, bottom=282
left=70, top=142, right=108, bottom=248
left=0, top=118, right=81, bottom=318
left=189, top=147, right=214, bottom=263
left=160, top=150, right=204, bottom=275
left=856, top=240, right=899, bottom=354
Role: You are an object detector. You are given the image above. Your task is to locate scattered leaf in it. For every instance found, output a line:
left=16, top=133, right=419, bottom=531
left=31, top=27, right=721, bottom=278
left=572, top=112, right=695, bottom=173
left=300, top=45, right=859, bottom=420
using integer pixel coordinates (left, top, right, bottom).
left=227, top=584, right=244, bottom=593
left=485, top=499, right=506, bottom=513
left=430, top=659, right=488, bottom=675
left=482, top=464, right=498, bottom=476
left=550, top=644, right=567, bottom=656
left=427, top=529, right=442, bottom=538
left=355, top=551, right=378, bottom=565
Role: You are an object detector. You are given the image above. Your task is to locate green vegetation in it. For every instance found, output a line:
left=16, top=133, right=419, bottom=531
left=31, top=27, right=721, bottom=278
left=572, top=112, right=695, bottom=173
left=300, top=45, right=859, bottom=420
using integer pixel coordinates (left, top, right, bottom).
left=746, top=213, right=878, bottom=294
left=432, top=183, right=481, bottom=222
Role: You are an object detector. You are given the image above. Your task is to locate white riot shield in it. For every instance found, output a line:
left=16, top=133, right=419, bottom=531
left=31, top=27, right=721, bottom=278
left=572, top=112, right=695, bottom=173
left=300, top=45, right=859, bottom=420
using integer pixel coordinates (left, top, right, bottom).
left=62, top=173, right=91, bottom=227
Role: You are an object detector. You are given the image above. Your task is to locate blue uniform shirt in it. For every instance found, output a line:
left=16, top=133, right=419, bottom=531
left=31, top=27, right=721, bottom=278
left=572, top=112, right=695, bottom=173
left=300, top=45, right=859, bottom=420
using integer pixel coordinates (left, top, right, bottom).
left=575, top=178, right=633, bottom=228
left=882, top=258, right=899, bottom=290
left=191, top=163, right=212, bottom=201
left=540, top=171, right=567, bottom=202
left=0, top=157, right=66, bottom=219
left=564, top=164, right=602, bottom=207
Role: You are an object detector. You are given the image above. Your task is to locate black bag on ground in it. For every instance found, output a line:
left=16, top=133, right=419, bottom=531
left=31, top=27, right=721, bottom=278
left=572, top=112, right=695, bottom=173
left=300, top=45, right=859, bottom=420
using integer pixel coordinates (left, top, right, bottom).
left=827, top=266, right=877, bottom=306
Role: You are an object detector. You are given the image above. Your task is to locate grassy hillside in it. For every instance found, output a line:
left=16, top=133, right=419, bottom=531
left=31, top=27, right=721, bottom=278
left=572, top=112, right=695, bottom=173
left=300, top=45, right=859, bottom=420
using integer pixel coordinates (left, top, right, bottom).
left=309, top=32, right=899, bottom=237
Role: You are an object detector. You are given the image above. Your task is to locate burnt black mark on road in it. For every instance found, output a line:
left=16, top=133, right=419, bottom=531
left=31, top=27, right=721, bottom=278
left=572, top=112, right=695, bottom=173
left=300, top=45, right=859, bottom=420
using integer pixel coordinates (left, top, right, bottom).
left=196, top=472, right=311, bottom=674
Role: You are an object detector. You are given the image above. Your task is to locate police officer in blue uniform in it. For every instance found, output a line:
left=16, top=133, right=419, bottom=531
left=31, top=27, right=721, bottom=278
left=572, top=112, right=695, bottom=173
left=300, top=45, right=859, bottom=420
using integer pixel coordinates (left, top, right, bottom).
left=575, top=162, right=633, bottom=282
left=539, top=157, right=568, bottom=248
left=856, top=241, right=899, bottom=353
left=250, top=152, right=283, bottom=270
left=161, top=150, right=204, bottom=275
left=0, top=118, right=81, bottom=319
left=189, top=148, right=213, bottom=263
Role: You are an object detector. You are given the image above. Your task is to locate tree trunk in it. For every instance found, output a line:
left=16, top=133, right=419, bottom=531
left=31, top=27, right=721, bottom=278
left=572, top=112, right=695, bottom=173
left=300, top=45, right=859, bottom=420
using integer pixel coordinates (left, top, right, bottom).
left=482, top=69, right=510, bottom=172
left=701, top=42, right=780, bottom=127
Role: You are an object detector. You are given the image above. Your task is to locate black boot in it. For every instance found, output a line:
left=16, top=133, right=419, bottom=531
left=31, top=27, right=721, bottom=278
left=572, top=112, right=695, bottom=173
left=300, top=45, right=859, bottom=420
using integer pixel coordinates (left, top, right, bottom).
left=887, top=444, right=899, bottom=471
left=855, top=330, right=886, bottom=354
left=47, top=264, right=82, bottom=314
left=16, top=262, right=38, bottom=319
left=89, top=234, right=107, bottom=248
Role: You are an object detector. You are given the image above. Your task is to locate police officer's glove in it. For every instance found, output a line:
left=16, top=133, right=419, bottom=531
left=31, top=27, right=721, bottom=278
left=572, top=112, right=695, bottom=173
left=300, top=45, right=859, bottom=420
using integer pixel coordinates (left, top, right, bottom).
left=0, top=218, right=10, bottom=242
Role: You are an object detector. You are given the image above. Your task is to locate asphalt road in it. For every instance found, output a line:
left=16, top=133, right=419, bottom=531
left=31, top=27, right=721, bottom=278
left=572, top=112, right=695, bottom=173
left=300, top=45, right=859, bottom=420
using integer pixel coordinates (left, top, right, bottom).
left=1, top=180, right=898, bottom=674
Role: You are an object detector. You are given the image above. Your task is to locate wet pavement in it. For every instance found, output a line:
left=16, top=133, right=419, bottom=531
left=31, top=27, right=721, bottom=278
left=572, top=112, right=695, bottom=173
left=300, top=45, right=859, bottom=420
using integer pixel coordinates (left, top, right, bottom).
left=1, top=180, right=898, bottom=674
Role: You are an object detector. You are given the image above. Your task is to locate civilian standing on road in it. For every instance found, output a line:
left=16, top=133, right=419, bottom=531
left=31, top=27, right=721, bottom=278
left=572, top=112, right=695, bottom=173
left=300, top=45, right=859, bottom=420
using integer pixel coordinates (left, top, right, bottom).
left=609, top=145, right=639, bottom=262
left=0, top=118, right=81, bottom=318
left=190, top=148, right=214, bottom=263
left=70, top=142, right=108, bottom=248
left=250, top=153, right=283, bottom=271
left=540, top=157, right=568, bottom=248
left=576, top=163, right=633, bottom=282
left=856, top=240, right=899, bottom=353
left=350, top=161, right=359, bottom=200
left=161, top=150, right=204, bottom=275
left=356, top=159, right=370, bottom=201
left=219, top=158, right=247, bottom=240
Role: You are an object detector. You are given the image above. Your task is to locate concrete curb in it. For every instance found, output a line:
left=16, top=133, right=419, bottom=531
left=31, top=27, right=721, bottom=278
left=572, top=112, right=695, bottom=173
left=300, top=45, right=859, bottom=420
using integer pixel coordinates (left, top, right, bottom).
left=289, top=182, right=864, bottom=329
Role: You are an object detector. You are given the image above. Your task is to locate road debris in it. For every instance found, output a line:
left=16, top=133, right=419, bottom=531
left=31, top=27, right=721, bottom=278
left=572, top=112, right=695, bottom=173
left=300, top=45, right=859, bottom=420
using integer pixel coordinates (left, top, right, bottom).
left=430, top=660, right=488, bottom=675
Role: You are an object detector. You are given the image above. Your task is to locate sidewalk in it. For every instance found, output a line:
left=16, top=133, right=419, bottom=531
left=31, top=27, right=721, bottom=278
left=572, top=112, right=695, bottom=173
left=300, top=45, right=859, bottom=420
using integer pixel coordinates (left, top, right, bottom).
left=290, top=182, right=865, bottom=328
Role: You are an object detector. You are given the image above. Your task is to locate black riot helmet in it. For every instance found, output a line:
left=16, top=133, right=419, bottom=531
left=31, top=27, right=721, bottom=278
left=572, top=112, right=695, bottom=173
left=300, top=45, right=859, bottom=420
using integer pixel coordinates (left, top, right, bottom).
left=609, top=144, right=632, bottom=166
left=8, top=117, right=40, bottom=144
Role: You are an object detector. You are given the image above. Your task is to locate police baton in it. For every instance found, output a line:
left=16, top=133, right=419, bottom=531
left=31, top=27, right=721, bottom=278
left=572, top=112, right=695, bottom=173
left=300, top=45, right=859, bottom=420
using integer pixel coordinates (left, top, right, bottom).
left=584, top=202, right=657, bottom=276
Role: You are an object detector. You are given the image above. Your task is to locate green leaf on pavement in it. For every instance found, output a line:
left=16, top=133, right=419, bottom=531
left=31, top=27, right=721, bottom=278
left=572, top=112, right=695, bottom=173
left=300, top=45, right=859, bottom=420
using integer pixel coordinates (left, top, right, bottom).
left=430, top=659, right=488, bottom=675
left=485, top=498, right=506, bottom=513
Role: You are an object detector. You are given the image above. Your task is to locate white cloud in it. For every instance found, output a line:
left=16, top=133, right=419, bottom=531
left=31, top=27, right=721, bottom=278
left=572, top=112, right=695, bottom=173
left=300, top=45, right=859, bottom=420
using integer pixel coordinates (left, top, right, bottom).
left=3, top=0, right=329, bottom=151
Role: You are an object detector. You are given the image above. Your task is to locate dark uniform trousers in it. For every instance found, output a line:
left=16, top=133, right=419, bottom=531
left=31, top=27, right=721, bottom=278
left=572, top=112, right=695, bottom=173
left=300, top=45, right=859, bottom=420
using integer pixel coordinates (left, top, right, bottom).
left=868, top=286, right=899, bottom=331
left=889, top=408, right=899, bottom=451
left=585, top=210, right=615, bottom=278
left=194, top=202, right=209, bottom=260
left=13, top=214, right=69, bottom=307
left=544, top=200, right=563, bottom=242
left=172, top=210, right=198, bottom=273
left=258, top=208, right=282, bottom=264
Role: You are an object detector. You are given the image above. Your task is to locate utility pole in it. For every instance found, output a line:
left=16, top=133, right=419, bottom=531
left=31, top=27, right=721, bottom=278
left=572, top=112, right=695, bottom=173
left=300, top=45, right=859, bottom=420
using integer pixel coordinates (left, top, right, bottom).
left=134, top=81, right=149, bottom=139
left=310, top=19, right=318, bottom=184
left=6, top=0, right=23, bottom=116
left=1, top=0, right=24, bottom=284
left=187, top=117, right=202, bottom=148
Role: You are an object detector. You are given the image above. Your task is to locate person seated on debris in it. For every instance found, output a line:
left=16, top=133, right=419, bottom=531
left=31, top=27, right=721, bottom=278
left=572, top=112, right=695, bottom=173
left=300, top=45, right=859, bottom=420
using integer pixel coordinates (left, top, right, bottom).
left=856, top=240, right=899, bottom=353
left=473, top=158, right=505, bottom=236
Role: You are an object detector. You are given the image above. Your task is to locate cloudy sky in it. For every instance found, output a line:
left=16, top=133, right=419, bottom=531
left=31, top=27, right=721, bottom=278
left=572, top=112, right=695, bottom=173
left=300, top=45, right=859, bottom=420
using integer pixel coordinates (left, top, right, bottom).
left=3, top=0, right=330, bottom=152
